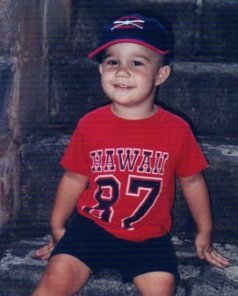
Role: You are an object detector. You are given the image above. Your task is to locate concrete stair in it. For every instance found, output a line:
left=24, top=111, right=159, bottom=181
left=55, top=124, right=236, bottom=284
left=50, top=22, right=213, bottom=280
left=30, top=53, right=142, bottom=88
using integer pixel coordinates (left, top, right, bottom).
left=18, top=134, right=238, bottom=242
left=0, top=235, right=238, bottom=296
left=48, top=58, right=238, bottom=139
left=12, top=133, right=238, bottom=294
left=1, top=0, right=238, bottom=295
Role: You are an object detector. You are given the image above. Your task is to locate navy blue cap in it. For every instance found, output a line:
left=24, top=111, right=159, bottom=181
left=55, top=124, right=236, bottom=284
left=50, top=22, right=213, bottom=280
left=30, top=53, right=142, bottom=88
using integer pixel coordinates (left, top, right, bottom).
left=88, top=13, right=170, bottom=59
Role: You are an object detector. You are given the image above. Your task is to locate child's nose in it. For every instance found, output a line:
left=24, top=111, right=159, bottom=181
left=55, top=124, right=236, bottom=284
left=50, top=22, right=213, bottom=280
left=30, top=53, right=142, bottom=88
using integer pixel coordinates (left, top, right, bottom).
left=115, top=64, right=130, bottom=77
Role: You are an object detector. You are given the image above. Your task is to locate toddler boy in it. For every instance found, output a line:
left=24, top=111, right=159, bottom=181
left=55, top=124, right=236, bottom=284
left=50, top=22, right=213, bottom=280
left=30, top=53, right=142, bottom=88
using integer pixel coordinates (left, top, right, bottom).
left=32, top=13, right=230, bottom=296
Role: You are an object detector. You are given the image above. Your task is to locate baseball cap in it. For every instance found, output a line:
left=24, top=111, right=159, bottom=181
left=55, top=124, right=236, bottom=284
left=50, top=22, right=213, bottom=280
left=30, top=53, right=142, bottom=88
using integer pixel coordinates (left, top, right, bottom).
left=88, top=13, right=171, bottom=59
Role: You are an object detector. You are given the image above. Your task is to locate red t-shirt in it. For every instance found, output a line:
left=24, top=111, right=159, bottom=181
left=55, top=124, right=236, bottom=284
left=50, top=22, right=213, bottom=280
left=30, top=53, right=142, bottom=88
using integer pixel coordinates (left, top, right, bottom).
left=60, top=104, right=208, bottom=241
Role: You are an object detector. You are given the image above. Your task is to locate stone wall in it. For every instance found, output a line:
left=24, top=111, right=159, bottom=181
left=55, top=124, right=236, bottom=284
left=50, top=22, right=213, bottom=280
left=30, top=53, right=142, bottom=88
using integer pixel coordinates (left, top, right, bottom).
left=0, top=0, right=19, bottom=235
left=0, top=0, right=70, bottom=235
left=0, top=0, right=238, bottom=242
left=48, top=0, right=238, bottom=134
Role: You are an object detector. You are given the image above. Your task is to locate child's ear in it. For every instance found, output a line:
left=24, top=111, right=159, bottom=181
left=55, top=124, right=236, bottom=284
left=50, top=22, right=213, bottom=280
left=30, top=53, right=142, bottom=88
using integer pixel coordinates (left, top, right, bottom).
left=99, top=64, right=103, bottom=75
left=155, top=65, right=171, bottom=86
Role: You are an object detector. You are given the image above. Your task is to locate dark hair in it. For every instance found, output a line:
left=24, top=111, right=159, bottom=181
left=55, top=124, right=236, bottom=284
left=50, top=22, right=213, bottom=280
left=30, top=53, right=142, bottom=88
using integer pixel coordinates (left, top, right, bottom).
left=162, top=53, right=171, bottom=66
left=97, top=48, right=171, bottom=66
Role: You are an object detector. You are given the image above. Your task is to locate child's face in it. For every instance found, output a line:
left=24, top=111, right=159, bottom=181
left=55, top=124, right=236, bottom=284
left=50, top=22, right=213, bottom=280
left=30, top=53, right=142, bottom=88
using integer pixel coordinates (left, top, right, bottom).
left=99, top=42, right=170, bottom=110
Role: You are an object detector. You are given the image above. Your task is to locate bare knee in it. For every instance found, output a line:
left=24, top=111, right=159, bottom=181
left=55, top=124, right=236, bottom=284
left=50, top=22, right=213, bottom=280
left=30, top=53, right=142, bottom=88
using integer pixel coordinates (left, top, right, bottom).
left=43, top=256, right=85, bottom=285
left=32, top=254, right=91, bottom=296
left=133, top=271, right=176, bottom=296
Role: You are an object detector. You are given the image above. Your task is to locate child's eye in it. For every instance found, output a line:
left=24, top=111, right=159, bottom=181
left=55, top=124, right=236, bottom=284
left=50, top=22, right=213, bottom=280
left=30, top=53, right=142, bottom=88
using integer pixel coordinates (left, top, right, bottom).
left=104, top=59, right=118, bottom=66
left=131, top=60, right=144, bottom=66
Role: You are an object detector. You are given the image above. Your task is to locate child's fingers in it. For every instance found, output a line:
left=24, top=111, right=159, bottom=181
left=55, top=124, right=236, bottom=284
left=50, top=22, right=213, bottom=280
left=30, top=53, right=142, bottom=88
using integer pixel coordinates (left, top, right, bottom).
left=35, top=239, right=55, bottom=260
left=39, top=251, right=52, bottom=260
left=206, top=249, right=230, bottom=267
left=35, top=246, right=52, bottom=259
left=198, top=247, right=230, bottom=268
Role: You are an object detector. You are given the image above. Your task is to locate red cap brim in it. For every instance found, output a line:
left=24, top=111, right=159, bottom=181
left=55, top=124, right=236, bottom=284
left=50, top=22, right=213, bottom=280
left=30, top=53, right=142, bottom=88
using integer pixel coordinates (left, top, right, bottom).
left=88, top=38, right=169, bottom=59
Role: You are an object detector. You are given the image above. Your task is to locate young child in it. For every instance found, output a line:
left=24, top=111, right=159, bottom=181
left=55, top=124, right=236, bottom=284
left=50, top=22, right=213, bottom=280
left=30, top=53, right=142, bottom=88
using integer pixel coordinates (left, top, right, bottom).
left=32, top=13, right=230, bottom=296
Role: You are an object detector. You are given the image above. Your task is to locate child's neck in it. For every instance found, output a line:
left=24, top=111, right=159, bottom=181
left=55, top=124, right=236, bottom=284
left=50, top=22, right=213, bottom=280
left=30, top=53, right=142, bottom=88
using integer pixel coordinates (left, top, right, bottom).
left=111, top=103, right=157, bottom=120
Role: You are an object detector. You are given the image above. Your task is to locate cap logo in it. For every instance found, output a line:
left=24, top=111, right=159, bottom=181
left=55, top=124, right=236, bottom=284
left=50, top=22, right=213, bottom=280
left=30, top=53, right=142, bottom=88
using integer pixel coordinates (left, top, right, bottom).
left=111, top=16, right=145, bottom=31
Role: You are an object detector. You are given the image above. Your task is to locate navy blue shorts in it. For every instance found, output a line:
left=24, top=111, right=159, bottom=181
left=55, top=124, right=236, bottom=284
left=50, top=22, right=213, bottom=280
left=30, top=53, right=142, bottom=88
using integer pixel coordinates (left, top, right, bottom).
left=51, top=213, right=180, bottom=283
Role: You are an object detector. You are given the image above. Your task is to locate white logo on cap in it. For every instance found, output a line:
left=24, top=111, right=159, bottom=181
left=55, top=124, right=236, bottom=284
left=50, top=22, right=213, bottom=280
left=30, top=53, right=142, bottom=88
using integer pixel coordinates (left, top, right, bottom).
left=111, top=19, right=145, bottom=31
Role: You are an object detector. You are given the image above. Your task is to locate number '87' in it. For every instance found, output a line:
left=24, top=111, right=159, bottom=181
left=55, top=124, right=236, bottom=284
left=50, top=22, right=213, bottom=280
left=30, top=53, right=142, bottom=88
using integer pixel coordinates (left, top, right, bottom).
left=83, top=175, right=163, bottom=230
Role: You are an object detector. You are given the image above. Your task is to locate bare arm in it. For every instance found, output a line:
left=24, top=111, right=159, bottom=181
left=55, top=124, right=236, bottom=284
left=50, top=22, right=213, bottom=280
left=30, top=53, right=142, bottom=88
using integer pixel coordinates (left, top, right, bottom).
left=179, top=172, right=230, bottom=268
left=35, top=170, right=88, bottom=259
left=50, top=170, right=88, bottom=241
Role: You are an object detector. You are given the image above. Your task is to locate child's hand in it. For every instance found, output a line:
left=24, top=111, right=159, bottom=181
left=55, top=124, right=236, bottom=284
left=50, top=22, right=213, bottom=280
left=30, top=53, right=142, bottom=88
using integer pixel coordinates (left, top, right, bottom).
left=35, top=228, right=66, bottom=260
left=35, top=237, right=55, bottom=260
left=195, top=233, right=230, bottom=268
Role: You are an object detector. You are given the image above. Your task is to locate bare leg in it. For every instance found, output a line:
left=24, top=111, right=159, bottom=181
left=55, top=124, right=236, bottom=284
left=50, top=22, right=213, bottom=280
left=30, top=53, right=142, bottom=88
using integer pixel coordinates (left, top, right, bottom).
left=32, top=254, right=91, bottom=296
left=133, top=271, right=176, bottom=296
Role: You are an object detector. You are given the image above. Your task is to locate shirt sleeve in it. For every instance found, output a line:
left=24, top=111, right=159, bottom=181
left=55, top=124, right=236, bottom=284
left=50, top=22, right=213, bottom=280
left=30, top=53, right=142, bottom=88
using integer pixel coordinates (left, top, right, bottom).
left=60, top=122, right=90, bottom=176
left=175, top=126, right=208, bottom=177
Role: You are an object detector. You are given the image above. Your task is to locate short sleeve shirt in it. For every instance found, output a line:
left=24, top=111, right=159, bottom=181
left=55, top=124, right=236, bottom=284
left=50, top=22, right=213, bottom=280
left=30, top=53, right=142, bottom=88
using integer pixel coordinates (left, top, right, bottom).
left=61, top=105, right=208, bottom=241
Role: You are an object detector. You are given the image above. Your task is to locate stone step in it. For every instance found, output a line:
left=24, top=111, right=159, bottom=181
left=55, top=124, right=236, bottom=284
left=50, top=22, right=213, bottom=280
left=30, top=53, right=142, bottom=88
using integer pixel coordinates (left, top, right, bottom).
left=19, top=134, right=238, bottom=243
left=0, top=235, right=238, bottom=296
left=70, top=0, right=238, bottom=62
left=48, top=59, right=238, bottom=139
left=159, top=62, right=238, bottom=138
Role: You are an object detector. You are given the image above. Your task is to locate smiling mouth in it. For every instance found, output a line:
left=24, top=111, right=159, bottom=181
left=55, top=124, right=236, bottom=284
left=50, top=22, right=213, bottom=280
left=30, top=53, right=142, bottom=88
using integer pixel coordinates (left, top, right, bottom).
left=114, top=84, right=133, bottom=89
